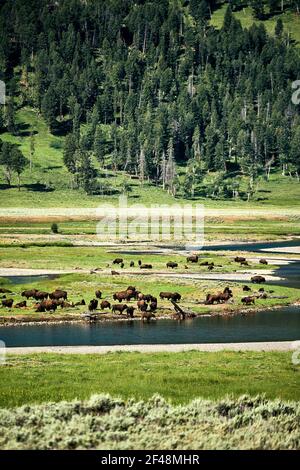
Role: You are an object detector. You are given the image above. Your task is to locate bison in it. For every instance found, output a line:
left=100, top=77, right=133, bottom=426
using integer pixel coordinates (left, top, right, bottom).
left=130, top=261, right=135, bottom=267
left=50, top=289, right=67, bottom=300
left=22, top=289, right=38, bottom=299
left=113, top=291, right=129, bottom=302
left=187, top=254, right=198, bottom=263
left=141, top=311, right=155, bottom=322
left=137, top=300, right=148, bottom=312
left=166, top=261, right=178, bottom=269
left=241, top=296, right=255, bottom=305
left=88, top=299, right=98, bottom=311
left=234, top=257, right=246, bottom=263
left=251, top=275, right=266, bottom=284
left=111, top=270, right=120, bottom=276
left=149, top=300, right=157, bottom=312
left=113, top=258, right=123, bottom=265
left=15, top=301, right=27, bottom=308
left=126, top=306, right=135, bottom=318
left=140, top=264, right=152, bottom=269
left=34, top=291, right=49, bottom=301
left=100, top=300, right=111, bottom=310
left=35, top=300, right=58, bottom=312
left=2, top=298, right=13, bottom=308
left=159, top=292, right=181, bottom=302
left=259, top=259, right=268, bottom=265
left=112, top=304, right=128, bottom=314
left=243, top=285, right=252, bottom=292
left=74, top=299, right=86, bottom=306
left=0, top=288, right=12, bottom=294
left=95, top=290, right=102, bottom=299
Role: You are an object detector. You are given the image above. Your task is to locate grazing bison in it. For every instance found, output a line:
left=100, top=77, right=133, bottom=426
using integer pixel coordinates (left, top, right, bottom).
left=138, top=260, right=142, bottom=266
left=100, top=300, right=111, bottom=310
left=126, top=306, right=135, bottom=318
left=240, top=260, right=249, bottom=266
left=258, top=287, right=265, bottom=292
left=34, top=291, right=49, bottom=301
left=15, top=301, right=27, bottom=308
left=187, top=254, right=198, bottom=263
left=138, top=293, right=153, bottom=302
left=159, top=292, right=181, bottom=302
left=36, top=300, right=58, bottom=312
left=259, top=259, right=268, bottom=265
left=74, top=299, right=86, bottom=306
left=0, top=288, right=12, bottom=294
left=234, top=257, right=246, bottom=263
left=243, top=285, right=252, bottom=292
left=95, top=290, right=102, bottom=299
left=113, top=258, right=123, bottom=265
left=251, top=275, right=266, bottom=284
left=166, top=261, right=178, bottom=269
left=241, top=296, right=255, bottom=305
left=22, top=289, right=38, bottom=299
left=130, top=261, right=135, bottom=267
left=112, top=304, right=128, bottom=314
left=2, top=298, right=13, bottom=308
left=205, top=287, right=233, bottom=305
left=140, top=264, right=152, bottom=269
left=88, top=299, right=98, bottom=311
left=50, top=289, right=67, bottom=300
left=60, top=301, right=75, bottom=308
left=113, top=291, right=129, bottom=302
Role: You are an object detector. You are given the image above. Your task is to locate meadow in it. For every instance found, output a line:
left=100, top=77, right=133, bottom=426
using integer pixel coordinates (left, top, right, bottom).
left=1, top=351, right=299, bottom=408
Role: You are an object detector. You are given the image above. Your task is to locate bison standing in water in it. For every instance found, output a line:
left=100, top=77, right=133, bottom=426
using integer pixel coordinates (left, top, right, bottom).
left=251, top=275, right=266, bottom=284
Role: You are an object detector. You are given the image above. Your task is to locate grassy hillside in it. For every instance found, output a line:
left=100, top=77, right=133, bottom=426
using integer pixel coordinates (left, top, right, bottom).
left=211, top=4, right=300, bottom=45
left=0, top=108, right=299, bottom=209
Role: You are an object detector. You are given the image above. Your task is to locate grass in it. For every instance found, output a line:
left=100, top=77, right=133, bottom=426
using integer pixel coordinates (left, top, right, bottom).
left=0, top=351, right=299, bottom=408
left=0, top=108, right=300, bottom=209
left=211, top=4, right=300, bottom=45
left=0, top=270, right=299, bottom=318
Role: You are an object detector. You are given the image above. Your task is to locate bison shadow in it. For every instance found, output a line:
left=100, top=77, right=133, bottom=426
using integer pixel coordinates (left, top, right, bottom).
left=24, top=183, right=55, bottom=192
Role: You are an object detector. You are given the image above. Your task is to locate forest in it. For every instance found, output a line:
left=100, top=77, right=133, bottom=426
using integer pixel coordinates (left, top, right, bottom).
left=0, top=0, right=300, bottom=201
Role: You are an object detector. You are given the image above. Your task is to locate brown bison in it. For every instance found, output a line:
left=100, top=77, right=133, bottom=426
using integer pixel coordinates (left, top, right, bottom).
left=113, top=258, right=123, bottom=265
left=259, top=259, right=268, bottom=265
left=234, top=257, right=246, bottom=263
left=74, top=299, right=86, bottom=306
left=22, top=289, right=38, bottom=299
left=141, top=311, right=155, bottom=322
left=240, top=260, right=249, bottom=266
left=100, top=300, right=111, bottom=310
left=95, top=290, right=102, bottom=299
left=126, top=306, right=135, bottom=318
left=34, top=291, right=49, bottom=301
left=187, top=254, right=198, bottom=263
left=2, top=298, right=13, bottom=308
left=130, top=261, right=135, bottom=267
left=35, top=300, right=58, bottom=312
left=15, top=301, right=27, bottom=308
left=140, top=264, right=152, bottom=269
left=138, top=293, right=153, bottom=302
left=113, top=291, right=129, bottom=302
left=149, top=300, right=158, bottom=312
left=137, top=300, right=148, bottom=312
left=205, top=287, right=233, bottom=305
left=112, top=304, right=128, bottom=314
left=50, top=289, right=67, bottom=300
left=243, top=285, right=252, bottom=292
left=159, top=292, right=181, bottom=302
left=88, top=299, right=98, bottom=311
left=251, top=275, right=266, bottom=284
left=166, top=261, right=178, bottom=269
left=241, top=296, right=255, bottom=305
left=111, top=270, right=120, bottom=275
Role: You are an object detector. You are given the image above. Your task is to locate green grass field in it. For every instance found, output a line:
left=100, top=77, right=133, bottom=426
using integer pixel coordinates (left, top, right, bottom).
left=1, top=351, right=299, bottom=408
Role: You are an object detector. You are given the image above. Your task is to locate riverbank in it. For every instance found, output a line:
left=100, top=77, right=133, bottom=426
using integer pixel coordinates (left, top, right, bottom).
left=5, top=340, right=299, bottom=355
